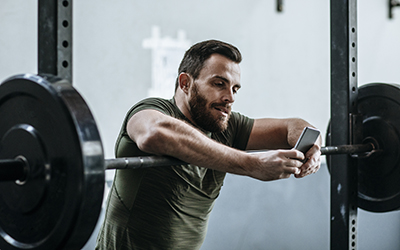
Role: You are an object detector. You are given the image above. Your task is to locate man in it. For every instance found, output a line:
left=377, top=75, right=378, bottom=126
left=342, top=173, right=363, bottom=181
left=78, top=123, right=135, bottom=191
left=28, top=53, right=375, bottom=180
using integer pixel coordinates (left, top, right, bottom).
left=95, top=40, right=321, bottom=250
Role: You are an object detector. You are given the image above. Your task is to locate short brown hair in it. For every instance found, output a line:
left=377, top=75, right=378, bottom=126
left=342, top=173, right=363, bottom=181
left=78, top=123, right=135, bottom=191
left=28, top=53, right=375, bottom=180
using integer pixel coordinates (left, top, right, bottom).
left=175, top=40, right=242, bottom=91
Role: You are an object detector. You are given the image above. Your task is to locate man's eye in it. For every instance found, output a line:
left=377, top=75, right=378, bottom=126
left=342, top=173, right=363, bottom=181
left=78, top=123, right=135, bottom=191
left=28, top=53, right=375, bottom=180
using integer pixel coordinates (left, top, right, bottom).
left=215, top=82, right=223, bottom=86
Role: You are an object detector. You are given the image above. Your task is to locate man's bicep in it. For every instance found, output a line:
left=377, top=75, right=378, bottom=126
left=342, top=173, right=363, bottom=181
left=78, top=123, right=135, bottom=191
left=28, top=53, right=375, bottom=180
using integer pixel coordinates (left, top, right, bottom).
left=246, top=118, right=290, bottom=150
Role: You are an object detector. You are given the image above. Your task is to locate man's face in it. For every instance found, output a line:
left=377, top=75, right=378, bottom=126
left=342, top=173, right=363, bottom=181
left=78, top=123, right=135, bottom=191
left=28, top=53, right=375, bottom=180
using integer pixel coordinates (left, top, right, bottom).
left=188, top=54, right=241, bottom=132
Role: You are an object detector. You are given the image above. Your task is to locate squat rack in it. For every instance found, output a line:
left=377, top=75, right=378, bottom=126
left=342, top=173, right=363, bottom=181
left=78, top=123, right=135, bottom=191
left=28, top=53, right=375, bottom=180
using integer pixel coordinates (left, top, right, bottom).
left=330, top=0, right=359, bottom=249
left=36, top=0, right=363, bottom=249
left=38, top=0, right=72, bottom=83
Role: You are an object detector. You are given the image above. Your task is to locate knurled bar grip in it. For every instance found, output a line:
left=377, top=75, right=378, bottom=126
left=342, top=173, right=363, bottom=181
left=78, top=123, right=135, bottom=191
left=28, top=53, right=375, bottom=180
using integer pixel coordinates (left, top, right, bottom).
left=104, top=156, right=186, bottom=170
left=320, top=143, right=374, bottom=155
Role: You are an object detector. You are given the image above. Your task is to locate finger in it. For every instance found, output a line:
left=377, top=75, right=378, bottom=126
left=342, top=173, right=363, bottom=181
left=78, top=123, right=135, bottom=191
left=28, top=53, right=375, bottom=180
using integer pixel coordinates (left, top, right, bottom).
left=296, top=157, right=321, bottom=178
left=283, top=166, right=301, bottom=176
left=306, top=154, right=321, bottom=172
left=305, top=144, right=321, bottom=159
left=302, top=146, right=322, bottom=169
left=284, top=149, right=305, bottom=162
left=286, top=158, right=303, bottom=168
left=295, top=168, right=314, bottom=178
left=284, top=158, right=303, bottom=175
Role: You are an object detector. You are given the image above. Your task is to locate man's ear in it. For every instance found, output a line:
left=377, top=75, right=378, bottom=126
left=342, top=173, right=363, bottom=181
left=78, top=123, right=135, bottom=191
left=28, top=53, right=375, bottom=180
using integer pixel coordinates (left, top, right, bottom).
left=178, top=73, right=191, bottom=94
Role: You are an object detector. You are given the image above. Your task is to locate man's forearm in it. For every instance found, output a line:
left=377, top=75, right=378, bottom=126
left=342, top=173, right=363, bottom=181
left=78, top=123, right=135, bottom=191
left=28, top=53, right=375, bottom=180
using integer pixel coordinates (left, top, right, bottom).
left=128, top=110, right=253, bottom=176
left=285, top=118, right=317, bottom=147
left=247, top=118, right=314, bottom=150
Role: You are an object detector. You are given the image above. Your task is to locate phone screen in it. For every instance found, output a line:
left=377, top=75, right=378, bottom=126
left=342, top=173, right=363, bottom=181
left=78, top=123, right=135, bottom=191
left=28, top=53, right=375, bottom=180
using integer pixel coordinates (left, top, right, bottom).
left=294, top=127, right=320, bottom=153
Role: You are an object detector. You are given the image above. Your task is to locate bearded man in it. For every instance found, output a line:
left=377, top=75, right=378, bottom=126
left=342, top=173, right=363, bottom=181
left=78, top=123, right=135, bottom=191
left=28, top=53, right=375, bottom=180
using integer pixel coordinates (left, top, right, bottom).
left=95, top=40, right=321, bottom=250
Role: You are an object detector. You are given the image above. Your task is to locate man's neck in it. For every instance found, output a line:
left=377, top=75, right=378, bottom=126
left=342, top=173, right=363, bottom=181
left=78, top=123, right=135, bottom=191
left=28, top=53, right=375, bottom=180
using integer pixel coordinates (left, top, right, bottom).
left=174, top=92, right=194, bottom=124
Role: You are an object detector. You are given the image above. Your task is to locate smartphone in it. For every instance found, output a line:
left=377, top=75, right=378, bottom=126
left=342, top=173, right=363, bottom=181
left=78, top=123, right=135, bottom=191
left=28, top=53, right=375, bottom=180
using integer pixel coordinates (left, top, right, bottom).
left=294, top=127, right=320, bottom=153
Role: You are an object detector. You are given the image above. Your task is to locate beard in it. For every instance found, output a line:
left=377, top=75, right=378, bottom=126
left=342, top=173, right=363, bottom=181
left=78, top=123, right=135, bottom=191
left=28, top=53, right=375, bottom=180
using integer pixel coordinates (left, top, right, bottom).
left=188, top=83, right=230, bottom=132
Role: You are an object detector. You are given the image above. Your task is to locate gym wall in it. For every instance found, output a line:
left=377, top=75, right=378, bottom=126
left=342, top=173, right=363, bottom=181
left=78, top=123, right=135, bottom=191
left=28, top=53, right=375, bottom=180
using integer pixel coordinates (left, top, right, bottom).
left=1, top=1, right=400, bottom=249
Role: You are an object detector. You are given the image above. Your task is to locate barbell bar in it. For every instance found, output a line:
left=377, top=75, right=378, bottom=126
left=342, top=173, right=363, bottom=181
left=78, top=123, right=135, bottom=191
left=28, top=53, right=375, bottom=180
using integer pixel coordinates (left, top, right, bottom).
left=0, top=73, right=398, bottom=250
left=0, top=142, right=377, bottom=183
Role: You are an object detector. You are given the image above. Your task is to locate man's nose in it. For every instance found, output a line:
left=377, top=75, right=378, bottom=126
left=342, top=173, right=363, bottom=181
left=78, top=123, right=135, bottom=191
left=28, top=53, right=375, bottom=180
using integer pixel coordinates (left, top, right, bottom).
left=222, top=89, right=235, bottom=103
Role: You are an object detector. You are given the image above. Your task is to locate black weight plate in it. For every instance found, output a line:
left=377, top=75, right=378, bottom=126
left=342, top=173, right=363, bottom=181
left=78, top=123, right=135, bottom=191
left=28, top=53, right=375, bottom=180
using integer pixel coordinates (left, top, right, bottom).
left=0, top=74, right=105, bottom=249
left=326, top=83, right=400, bottom=212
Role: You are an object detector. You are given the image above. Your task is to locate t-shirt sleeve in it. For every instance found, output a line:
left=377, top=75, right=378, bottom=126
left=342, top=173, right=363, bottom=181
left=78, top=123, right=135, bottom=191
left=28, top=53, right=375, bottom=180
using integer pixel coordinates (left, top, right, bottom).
left=126, top=98, right=175, bottom=120
left=213, top=111, right=254, bottom=151
left=231, top=112, right=254, bottom=150
left=115, top=98, right=175, bottom=157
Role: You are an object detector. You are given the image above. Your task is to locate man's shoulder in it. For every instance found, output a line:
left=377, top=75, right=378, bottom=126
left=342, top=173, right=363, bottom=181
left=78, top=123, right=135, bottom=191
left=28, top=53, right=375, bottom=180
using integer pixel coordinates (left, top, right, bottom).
left=133, top=97, right=174, bottom=109
left=127, top=97, right=176, bottom=118
left=213, top=111, right=254, bottom=150
left=228, top=111, right=253, bottom=125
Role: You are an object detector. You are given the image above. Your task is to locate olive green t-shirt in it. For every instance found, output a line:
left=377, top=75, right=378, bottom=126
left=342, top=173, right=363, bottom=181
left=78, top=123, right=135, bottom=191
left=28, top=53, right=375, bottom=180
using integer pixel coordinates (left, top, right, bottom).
left=96, top=98, right=254, bottom=250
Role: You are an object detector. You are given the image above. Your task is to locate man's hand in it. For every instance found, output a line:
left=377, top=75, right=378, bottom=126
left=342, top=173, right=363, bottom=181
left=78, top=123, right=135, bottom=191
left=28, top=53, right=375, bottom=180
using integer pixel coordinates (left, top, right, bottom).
left=294, top=144, right=321, bottom=178
left=249, top=149, right=305, bottom=181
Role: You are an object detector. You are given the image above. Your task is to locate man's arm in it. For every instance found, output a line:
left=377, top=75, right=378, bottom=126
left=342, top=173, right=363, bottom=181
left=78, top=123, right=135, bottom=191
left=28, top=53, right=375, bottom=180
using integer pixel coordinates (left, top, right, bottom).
left=247, top=118, right=322, bottom=178
left=127, top=109, right=306, bottom=181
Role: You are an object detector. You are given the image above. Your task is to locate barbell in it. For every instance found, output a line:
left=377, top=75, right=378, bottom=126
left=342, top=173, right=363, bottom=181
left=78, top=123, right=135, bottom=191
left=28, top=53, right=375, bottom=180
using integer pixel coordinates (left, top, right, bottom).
left=0, top=73, right=398, bottom=250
